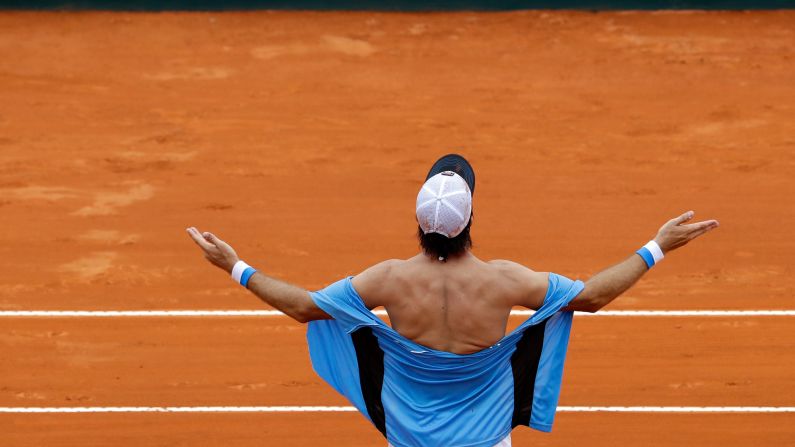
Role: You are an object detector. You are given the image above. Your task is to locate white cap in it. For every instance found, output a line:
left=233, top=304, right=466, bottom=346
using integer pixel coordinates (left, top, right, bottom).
left=416, top=171, right=472, bottom=238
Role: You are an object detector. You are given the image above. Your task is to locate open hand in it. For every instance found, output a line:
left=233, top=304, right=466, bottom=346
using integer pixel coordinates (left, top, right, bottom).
left=653, top=211, right=719, bottom=254
left=186, top=227, right=240, bottom=273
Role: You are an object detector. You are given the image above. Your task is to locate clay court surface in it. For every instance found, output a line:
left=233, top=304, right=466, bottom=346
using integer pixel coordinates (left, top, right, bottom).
left=0, top=9, right=794, bottom=446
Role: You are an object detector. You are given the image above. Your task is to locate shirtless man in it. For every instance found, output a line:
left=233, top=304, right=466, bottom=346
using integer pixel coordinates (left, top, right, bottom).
left=186, top=154, right=719, bottom=444
left=186, top=154, right=718, bottom=353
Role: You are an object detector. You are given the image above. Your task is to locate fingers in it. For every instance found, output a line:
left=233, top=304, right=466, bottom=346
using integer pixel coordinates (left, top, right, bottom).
left=685, top=219, right=720, bottom=240
left=186, top=227, right=214, bottom=251
left=202, top=231, right=229, bottom=249
left=672, top=210, right=695, bottom=226
left=688, top=226, right=714, bottom=240
left=684, top=219, right=720, bottom=232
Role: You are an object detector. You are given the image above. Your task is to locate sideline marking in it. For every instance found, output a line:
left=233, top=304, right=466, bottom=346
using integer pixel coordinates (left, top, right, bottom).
left=0, top=310, right=793, bottom=317
left=0, top=406, right=793, bottom=414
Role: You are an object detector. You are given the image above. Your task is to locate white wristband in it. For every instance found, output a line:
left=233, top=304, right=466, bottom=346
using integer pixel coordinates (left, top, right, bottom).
left=231, top=260, right=251, bottom=284
left=643, top=240, right=665, bottom=264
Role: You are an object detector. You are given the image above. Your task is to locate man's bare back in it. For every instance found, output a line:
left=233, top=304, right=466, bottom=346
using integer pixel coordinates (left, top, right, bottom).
left=352, top=253, right=549, bottom=354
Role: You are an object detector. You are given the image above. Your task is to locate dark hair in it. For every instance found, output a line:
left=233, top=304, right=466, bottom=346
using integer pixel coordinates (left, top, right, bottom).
left=417, top=219, right=472, bottom=261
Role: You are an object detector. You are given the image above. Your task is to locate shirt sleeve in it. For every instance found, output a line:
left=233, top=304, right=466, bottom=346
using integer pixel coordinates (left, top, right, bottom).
left=309, top=276, right=379, bottom=333
left=514, top=273, right=584, bottom=432
left=306, top=277, right=381, bottom=423
left=539, top=272, right=585, bottom=315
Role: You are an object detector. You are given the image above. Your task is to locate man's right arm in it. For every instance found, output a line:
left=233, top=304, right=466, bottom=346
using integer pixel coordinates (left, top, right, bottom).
left=566, top=211, right=719, bottom=313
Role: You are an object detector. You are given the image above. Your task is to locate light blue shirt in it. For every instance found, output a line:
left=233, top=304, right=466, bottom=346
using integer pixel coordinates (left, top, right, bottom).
left=307, top=273, right=584, bottom=447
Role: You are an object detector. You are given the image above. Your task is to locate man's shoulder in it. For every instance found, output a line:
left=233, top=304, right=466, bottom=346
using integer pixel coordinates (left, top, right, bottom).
left=361, top=258, right=407, bottom=277
left=351, top=258, right=408, bottom=288
left=486, top=259, right=549, bottom=296
left=487, top=259, right=537, bottom=274
left=351, top=258, right=411, bottom=308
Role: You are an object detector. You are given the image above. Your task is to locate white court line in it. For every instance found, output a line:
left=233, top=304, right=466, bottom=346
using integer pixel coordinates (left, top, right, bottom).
left=0, top=406, right=793, bottom=414
left=0, top=310, right=793, bottom=317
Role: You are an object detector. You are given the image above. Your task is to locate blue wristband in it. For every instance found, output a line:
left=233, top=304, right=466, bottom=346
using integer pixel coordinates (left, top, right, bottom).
left=240, top=267, right=258, bottom=288
left=636, top=247, right=655, bottom=269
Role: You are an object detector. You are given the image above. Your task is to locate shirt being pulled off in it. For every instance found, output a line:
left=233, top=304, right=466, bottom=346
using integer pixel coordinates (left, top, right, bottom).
left=307, top=273, right=584, bottom=447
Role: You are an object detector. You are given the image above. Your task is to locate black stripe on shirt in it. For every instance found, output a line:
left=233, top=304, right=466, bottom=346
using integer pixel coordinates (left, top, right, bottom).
left=510, top=319, right=548, bottom=428
left=351, top=327, right=387, bottom=437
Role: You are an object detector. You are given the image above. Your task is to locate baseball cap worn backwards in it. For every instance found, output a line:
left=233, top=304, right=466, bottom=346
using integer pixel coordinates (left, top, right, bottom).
left=416, top=154, right=475, bottom=238
left=425, top=153, right=475, bottom=194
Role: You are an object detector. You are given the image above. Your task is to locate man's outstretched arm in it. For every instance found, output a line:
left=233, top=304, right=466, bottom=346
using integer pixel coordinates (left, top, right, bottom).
left=566, top=211, right=719, bottom=313
left=186, top=227, right=331, bottom=323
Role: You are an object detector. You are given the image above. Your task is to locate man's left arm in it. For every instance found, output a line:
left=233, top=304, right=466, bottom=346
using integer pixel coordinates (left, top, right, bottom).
left=186, top=227, right=330, bottom=323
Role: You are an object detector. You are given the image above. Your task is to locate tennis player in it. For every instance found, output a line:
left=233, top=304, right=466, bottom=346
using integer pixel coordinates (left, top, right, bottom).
left=187, top=154, right=719, bottom=447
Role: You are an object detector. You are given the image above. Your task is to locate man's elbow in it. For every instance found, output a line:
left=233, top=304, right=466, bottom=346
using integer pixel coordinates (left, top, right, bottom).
left=289, top=303, right=330, bottom=324
left=573, top=298, right=602, bottom=313
left=580, top=301, right=603, bottom=313
left=288, top=305, right=313, bottom=323
left=291, top=310, right=311, bottom=324
left=571, top=289, right=604, bottom=313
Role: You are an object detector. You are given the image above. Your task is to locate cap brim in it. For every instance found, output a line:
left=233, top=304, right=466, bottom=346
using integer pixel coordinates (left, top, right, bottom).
left=425, top=153, right=476, bottom=195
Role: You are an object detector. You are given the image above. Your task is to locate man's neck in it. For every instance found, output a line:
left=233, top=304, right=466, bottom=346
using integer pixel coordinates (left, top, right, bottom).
left=415, top=250, right=477, bottom=264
